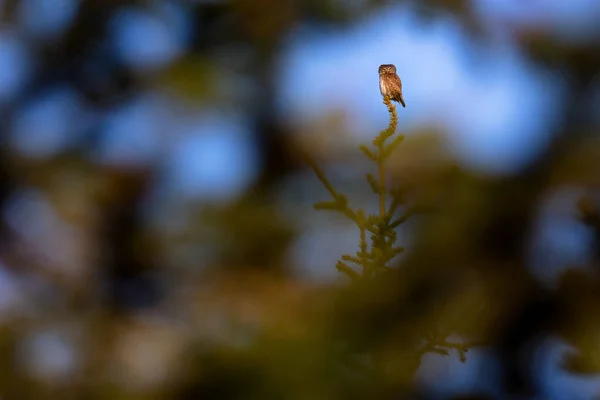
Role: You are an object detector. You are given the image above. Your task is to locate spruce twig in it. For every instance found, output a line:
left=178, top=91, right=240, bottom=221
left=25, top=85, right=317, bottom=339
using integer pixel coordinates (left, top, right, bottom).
left=308, top=93, right=482, bottom=369
left=308, top=95, right=406, bottom=280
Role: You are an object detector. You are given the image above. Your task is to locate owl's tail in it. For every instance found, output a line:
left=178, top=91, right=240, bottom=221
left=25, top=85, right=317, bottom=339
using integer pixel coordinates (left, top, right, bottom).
left=399, top=96, right=406, bottom=108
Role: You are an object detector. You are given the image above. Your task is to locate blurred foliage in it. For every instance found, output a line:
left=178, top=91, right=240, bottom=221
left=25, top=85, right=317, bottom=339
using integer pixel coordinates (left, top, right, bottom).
left=0, top=0, right=598, bottom=399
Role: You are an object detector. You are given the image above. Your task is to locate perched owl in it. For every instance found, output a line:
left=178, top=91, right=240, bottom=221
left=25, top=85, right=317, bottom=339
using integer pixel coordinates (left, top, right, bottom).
left=378, top=64, right=405, bottom=108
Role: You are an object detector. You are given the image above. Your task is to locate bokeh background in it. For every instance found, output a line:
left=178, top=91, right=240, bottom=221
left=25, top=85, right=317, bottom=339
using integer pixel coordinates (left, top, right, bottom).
left=0, top=0, right=599, bottom=398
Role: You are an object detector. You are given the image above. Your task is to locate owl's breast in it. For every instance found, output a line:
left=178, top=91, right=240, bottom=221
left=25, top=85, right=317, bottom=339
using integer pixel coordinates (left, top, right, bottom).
left=379, top=78, right=387, bottom=95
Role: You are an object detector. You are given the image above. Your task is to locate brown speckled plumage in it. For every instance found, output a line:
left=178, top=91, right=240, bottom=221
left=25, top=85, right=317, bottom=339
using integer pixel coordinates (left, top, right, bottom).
left=378, top=64, right=405, bottom=108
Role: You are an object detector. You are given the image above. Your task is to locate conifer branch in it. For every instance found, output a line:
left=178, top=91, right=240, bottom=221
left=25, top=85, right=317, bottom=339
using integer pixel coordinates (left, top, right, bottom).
left=308, top=95, right=404, bottom=280
left=307, top=91, right=483, bottom=373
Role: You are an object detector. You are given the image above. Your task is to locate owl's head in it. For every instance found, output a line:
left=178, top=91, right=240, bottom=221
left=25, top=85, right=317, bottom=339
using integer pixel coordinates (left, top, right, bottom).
left=378, top=64, right=396, bottom=75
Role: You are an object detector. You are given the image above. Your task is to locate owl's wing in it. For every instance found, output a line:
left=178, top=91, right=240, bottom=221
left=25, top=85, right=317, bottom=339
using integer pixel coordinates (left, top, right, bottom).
left=390, top=73, right=402, bottom=89
left=390, top=73, right=405, bottom=107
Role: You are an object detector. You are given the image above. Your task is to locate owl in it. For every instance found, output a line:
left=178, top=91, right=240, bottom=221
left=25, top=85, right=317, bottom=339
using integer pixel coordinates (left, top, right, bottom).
left=378, top=64, right=405, bottom=108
